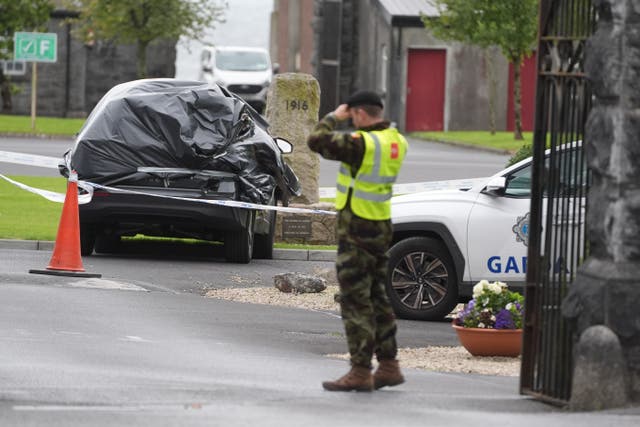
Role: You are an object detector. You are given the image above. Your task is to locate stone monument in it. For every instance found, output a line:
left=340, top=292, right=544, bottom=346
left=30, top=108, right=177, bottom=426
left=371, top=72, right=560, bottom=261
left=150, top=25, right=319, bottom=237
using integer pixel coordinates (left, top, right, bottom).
left=265, top=73, right=321, bottom=205
left=265, top=73, right=336, bottom=245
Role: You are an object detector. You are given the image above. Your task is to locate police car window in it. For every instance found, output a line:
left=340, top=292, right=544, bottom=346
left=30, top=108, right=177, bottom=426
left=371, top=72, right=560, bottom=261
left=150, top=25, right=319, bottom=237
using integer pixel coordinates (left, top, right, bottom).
left=504, top=148, right=587, bottom=198
left=504, top=164, right=532, bottom=197
left=546, top=147, right=588, bottom=197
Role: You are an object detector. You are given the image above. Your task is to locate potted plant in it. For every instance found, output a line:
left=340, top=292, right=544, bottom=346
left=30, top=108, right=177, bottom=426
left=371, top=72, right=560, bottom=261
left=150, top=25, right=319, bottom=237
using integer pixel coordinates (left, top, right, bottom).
left=452, top=280, right=524, bottom=357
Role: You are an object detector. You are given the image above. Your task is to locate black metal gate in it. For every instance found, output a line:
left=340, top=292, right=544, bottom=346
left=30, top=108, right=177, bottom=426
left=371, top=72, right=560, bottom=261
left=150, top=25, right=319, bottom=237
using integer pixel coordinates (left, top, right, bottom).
left=520, top=0, right=596, bottom=404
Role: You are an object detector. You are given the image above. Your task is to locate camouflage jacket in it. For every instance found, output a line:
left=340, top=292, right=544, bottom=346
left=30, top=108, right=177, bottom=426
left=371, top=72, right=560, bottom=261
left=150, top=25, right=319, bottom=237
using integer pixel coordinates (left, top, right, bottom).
left=306, top=113, right=392, bottom=174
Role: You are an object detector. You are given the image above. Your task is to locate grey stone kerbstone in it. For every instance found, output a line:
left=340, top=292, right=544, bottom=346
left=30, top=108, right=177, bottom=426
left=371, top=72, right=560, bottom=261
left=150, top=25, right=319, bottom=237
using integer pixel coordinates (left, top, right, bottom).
left=272, top=248, right=308, bottom=261
left=309, top=250, right=336, bottom=262
left=570, top=325, right=629, bottom=411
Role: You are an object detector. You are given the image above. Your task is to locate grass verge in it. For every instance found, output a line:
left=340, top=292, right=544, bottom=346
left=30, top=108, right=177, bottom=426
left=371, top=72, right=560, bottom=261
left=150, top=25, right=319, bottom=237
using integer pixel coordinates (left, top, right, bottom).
left=0, top=175, right=337, bottom=250
left=410, top=131, right=533, bottom=153
left=0, top=114, right=84, bottom=136
left=0, top=175, right=66, bottom=240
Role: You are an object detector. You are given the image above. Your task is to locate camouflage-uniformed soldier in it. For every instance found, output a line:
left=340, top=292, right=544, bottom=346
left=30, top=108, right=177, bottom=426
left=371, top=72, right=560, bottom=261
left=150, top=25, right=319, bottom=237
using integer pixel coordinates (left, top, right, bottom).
left=307, top=90, right=408, bottom=392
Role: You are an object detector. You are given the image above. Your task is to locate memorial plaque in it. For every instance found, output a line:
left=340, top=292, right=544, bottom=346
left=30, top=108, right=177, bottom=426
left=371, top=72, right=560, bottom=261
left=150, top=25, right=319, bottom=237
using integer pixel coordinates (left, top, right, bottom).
left=282, top=215, right=313, bottom=239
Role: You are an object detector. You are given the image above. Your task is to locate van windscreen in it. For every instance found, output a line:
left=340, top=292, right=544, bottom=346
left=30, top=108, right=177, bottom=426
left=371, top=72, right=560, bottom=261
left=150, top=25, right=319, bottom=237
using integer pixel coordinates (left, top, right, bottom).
left=216, top=51, right=268, bottom=71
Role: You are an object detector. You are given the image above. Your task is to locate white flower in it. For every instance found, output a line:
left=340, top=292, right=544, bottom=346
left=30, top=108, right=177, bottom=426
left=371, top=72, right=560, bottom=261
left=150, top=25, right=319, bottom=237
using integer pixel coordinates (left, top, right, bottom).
left=497, top=281, right=508, bottom=288
left=488, top=282, right=502, bottom=294
left=478, top=322, right=485, bottom=328
left=506, top=303, right=513, bottom=310
left=490, top=315, right=496, bottom=322
left=473, top=280, right=489, bottom=298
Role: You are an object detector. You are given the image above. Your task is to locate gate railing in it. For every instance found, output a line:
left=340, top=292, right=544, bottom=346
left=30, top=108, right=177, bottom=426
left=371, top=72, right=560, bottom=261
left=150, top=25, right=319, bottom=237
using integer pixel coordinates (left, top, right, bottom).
left=520, top=0, right=596, bottom=405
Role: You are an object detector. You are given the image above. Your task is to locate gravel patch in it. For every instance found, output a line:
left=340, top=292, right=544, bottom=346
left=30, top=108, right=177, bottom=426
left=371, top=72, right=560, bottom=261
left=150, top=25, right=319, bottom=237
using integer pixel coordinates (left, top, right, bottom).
left=204, top=272, right=521, bottom=377
left=205, top=285, right=341, bottom=311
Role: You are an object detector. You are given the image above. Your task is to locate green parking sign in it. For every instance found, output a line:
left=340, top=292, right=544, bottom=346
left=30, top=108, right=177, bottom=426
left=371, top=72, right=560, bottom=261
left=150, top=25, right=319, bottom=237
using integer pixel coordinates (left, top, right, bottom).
left=13, top=32, right=57, bottom=63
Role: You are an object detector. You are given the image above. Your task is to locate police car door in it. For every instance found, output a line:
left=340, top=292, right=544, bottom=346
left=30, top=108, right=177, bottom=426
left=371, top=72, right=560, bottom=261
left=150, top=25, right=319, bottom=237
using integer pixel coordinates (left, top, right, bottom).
left=466, top=160, right=537, bottom=285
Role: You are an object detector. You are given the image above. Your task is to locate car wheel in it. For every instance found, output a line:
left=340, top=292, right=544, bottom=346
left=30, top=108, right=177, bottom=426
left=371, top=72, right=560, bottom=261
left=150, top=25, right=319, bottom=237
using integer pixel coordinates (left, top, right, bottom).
left=224, top=210, right=255, bottom=263
left=253, top=209, right=276, bottom=259
left=79, top=223, right=96, bottom=256
left=94, top=232, right=121, bottom=254
left=386, top=236, right=458, bottom=321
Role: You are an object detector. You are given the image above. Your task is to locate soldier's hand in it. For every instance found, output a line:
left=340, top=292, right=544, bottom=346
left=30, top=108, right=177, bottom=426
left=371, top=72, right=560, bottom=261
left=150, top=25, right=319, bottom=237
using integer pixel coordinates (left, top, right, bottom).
left=333, top=104, right=350, bottom=121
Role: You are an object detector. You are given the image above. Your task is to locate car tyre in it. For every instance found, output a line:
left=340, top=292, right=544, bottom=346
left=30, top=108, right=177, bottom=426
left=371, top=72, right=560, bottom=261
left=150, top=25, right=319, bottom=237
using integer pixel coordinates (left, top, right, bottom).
left=79, top=223, right=96, bottom=256
left=225, top=211, right=255, bottom=263
left=386, top=236, right=458, bottom=321
left=253, top=209, right=276, bottom=259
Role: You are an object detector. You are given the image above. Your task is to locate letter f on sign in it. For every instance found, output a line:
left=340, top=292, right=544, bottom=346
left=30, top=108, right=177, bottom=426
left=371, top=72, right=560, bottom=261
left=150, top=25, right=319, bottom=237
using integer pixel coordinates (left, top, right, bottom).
left=39, top=39, right=50, bottom=56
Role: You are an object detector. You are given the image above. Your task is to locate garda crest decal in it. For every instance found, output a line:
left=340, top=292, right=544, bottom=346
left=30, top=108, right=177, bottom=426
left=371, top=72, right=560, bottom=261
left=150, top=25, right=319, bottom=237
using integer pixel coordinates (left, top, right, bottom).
left=512, top=212, right=530, bottom=247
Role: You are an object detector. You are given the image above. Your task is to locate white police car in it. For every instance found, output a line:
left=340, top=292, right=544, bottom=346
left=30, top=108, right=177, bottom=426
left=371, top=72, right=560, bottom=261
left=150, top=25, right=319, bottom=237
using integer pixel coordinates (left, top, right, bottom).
left=387, top=146, right=585, bottom=320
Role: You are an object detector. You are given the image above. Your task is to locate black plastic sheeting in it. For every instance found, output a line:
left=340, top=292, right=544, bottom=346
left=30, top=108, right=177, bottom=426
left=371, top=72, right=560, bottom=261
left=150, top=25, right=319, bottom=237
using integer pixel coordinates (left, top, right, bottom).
left=62, top=79, right=300, bottom=204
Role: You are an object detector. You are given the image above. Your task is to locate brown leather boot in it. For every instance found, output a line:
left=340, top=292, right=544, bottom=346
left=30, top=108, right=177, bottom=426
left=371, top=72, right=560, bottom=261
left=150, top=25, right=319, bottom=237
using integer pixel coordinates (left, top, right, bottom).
left=373, top=359, right=405, bottom=389
left=322, top=366, right=374, bottom=392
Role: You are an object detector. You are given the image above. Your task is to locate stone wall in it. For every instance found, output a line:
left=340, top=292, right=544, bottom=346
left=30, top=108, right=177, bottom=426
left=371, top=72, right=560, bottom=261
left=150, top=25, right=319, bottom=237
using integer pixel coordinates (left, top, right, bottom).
left=563, top=0, right=640, bottom=408
left=7, top=13, right=176, bottom=118
left=84, top=39, right=176, bottom=113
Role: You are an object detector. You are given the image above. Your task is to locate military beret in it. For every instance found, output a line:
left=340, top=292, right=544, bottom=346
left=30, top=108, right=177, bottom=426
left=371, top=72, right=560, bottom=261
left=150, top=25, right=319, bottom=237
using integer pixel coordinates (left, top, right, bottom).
left=346, top=90, right=383, bottom=109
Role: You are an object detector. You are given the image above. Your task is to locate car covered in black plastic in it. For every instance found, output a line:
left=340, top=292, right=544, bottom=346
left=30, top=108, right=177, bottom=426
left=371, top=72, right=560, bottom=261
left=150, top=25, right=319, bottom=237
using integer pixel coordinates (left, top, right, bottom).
left=59, top=78, right=301, bottom=263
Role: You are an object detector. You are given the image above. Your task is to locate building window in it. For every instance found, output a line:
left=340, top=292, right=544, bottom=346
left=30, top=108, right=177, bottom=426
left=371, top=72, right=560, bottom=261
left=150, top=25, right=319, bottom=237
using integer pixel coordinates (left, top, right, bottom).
left=1, top=60, right=26, bottom=76
left=380, top=44, right=388, bottom=94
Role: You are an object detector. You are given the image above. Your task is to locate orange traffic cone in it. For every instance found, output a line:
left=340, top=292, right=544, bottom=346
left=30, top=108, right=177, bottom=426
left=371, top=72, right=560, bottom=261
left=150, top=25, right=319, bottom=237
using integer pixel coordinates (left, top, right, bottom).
left=30, top=171, right=101, bottom=278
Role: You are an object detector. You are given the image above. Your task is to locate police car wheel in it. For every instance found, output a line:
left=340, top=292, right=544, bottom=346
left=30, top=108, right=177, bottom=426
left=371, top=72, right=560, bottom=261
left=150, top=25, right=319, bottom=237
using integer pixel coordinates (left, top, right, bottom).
left=386, top=236, right=458, bottom=321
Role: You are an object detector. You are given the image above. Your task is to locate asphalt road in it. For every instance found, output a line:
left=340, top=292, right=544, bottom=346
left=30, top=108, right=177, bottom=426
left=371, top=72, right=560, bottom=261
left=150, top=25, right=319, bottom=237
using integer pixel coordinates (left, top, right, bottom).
left=0, top=135, right=511, bottom=185
left=1, top=249, right=639, bottom=426
left=1, top=136, right=639, bottom=424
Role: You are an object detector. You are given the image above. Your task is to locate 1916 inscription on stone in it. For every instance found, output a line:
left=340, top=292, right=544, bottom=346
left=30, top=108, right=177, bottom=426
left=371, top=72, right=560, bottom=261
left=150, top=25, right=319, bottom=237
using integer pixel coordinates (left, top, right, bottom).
left=282, top=215, right=312, bottom=239
left=285, top=99, right=309, bottom=111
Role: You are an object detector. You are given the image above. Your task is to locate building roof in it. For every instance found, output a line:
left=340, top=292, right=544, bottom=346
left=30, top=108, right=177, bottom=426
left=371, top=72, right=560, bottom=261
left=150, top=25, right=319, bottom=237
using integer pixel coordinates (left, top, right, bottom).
left=376, top=0, right=439, bottom=27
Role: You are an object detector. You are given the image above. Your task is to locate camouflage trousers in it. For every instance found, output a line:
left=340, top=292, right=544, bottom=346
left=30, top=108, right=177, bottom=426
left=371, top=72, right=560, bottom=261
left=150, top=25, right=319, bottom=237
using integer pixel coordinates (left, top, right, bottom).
left=335, top=207, right=398, bottom=368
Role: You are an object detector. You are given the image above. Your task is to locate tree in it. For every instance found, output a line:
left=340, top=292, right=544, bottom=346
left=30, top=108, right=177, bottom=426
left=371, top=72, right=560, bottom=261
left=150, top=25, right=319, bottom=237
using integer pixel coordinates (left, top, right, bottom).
left=69, top=0, right=227, bottom=78
left=0, top=0, right=53, bottom=111
left=423, top=0, right=539, bottom=140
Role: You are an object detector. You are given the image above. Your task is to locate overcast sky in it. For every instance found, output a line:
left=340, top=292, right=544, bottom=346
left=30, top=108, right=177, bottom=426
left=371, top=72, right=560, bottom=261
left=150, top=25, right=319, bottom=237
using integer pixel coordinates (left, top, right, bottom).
left=175, top=0, right=274, bottom=80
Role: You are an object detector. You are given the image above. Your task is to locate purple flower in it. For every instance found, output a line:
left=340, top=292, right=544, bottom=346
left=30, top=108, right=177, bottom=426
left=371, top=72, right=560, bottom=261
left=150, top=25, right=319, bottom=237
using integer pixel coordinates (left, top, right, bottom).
left=456, top=300, right=476, bottom=321
left=494, top=309, right=515, bottom=329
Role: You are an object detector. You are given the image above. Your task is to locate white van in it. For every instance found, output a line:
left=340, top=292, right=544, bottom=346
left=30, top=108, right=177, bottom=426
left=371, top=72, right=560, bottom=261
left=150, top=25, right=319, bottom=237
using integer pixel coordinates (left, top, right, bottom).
left=199, top=46, right=274, bottom=112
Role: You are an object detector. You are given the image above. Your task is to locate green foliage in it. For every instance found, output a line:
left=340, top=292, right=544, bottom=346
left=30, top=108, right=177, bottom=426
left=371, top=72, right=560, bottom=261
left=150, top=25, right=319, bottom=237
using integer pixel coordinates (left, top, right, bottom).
left=423, top=0, right=538, bottom=64
left=68, top=0, right=227, bottom=77
left=0, top=0, right=53, bottom=61
left=507, top=144, right=533, bottom=166
left=0, top=176, right=65, bottom=241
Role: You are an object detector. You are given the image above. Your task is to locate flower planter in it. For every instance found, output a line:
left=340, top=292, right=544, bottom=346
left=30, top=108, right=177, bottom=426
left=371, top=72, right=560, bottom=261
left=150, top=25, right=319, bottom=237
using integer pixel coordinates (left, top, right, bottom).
left=452, top=324, right=523, bottom=357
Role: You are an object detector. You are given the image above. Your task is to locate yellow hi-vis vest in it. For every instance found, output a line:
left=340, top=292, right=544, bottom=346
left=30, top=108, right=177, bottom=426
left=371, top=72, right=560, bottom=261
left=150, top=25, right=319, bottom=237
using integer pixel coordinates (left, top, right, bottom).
left=335, top=128, right=408, bottom=220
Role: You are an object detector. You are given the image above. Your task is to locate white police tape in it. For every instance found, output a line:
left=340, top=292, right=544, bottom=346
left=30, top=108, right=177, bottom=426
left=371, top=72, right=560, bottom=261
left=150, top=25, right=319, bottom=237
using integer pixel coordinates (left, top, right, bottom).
left=0, top=173, right=95, bottom=204
left=0, top=172, right=336, bottom=215
left=0, top=150, right=60, bottom=169
left=0, top=150, right=335, bottom=214
left=318, top=177, right=486, bottom=198
left=84, top=181, right=337, bottom=215
left=1, top=150, right=486, bottom=214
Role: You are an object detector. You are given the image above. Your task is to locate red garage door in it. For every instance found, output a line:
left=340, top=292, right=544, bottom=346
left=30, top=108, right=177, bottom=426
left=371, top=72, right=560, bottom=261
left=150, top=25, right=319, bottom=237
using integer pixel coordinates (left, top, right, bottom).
left=406, top=49, right=446, bottom=131
left=507, top=53, right=537, bottom=132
